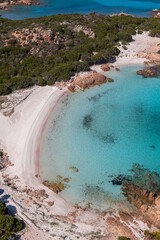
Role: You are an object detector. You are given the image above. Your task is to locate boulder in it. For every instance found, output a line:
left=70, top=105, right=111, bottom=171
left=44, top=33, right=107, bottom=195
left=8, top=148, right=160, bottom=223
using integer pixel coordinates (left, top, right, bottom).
left=68, top=83, right=76, bottom=92
left=101, top=64, right=110, bottom=72
left=152, top=9, right=160, bottom=12
left=136, top=69, right=156, bottom=78
left=73, top=71, right=107, bottom=90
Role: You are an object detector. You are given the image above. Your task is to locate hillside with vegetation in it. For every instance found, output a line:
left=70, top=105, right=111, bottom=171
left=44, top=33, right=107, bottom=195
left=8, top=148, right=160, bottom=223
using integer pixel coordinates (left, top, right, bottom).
left=0, top=13, right=160, bottom=95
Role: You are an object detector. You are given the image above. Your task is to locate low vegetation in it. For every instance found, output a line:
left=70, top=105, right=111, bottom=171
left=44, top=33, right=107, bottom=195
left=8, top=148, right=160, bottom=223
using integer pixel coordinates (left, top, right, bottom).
left=118, top=237, right=130, bottom=240
left=145, top=230, right=160, bottom=240
left=0, top=200, right=23, bottom=239
left=0, top=14, right=159, bottom=95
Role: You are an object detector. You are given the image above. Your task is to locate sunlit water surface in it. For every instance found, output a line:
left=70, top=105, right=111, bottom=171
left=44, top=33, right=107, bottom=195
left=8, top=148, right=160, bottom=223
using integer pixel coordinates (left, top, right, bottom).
left=1, top=0, right=160, bottom=19
left=39, top=66, right=160, bottom=210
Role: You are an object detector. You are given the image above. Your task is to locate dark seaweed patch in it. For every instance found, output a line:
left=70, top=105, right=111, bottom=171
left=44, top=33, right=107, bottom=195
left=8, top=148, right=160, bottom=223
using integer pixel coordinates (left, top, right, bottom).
left=93, top=130, right=117, bottom=144
left=88, top=94, right=102, bottom=102
left=100, top=133, right=116, bottom=143
left=110, top=163, right=160, bottom=195
left=88, top=89, right=114, bottom=103
left=83, top=114, right=93, bottom=129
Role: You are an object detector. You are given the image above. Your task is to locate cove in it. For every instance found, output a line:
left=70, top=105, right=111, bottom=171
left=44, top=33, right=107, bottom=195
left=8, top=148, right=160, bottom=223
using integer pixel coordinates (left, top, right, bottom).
left=39, top=65, right=160, bottom=210
left=1, top=0, right=160, bottom=20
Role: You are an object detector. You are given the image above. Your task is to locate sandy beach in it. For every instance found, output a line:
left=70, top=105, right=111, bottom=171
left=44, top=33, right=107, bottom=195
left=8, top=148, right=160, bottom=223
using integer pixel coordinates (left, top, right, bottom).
left=0, top=85, right=74, bottom=212
left=0, top=31, right=160, bottom=239
left=92, top=31, right=160, bottom=73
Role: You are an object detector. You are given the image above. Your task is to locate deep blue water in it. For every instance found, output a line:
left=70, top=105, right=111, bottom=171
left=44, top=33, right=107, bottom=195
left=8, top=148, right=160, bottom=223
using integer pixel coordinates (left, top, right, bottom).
left=39, top=65, right=160, bottom=210
left=1, top=0, right=160, bottom=19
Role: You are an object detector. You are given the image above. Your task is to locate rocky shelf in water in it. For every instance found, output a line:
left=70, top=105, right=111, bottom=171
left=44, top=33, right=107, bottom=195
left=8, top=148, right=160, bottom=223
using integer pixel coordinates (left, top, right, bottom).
left=137, top=65, right=160, bottom=78
left=111, top=163, right=160, bottom=229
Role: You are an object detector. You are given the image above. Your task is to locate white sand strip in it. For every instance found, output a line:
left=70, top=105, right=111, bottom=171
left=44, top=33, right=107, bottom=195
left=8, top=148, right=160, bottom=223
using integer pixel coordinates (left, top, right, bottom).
left=0, top=85, right=73, bottom=215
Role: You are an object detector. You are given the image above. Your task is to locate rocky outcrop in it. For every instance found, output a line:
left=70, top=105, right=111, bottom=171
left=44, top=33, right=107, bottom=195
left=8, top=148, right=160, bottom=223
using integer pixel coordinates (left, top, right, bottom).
left=73, top=25, right=95, bottom=38
left=101, top=63, right=111, bottom=72
left=106, top=215, right=137, bottom=240
left=43, top=180, right=64, bottom=194
left=0, top=0, right=39, bottom=9
left=122, top=182, right=160, bottom=229
left=109, top=12, right=135, bottom=17
left=0, top=2, right=8, bottom=9
left=12, top=28, right=54, bottom=46
left=137, top=65, right=160, bottom=78
left=111, top=164, right=160, bottom=229
left=68, top=71, right=107, bottom=91
left=152, top=9, right=160, bottom=18
left=152, top=9, right=160, bottom=13
left=136, top=69, right=156, bottom=78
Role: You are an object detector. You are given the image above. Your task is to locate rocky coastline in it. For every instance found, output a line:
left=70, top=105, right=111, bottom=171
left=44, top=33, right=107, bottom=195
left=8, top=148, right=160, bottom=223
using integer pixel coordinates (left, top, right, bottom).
left=0, top=30, right=160, bottom=239
left=111, top=163, right=160, bottom=230
left=0, top=0, right=40, bottom=10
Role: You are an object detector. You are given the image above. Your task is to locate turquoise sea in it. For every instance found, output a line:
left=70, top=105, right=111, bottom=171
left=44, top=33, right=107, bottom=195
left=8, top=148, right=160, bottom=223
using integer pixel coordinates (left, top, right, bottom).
left=1, top=0, right=160, bottom=19
left=39, top=66, right=160, bottom=210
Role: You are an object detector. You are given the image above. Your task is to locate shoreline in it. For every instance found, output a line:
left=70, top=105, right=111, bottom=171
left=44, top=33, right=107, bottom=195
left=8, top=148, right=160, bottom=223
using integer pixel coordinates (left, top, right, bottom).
left=0, top=31, right=159, bottom=239
left=92, top=32, right=160, bottom=73
left=35, top=89, right=69, bottom=182
left=0, top=86, right=73, bottom=214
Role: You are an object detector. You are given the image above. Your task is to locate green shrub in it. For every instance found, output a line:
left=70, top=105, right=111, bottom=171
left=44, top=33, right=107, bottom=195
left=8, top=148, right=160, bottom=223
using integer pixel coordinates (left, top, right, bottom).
left=144, top=230, right=160, bottom=239
left=38, top=77, right=46, bottom=86
left=0, top=215, right=23, bottom=233
left=118, top=237, right=130, bottom=240
left=0, top=202, right=8, bottom=215
left=117, top=32, right=132, bottom=42
left=7, top=39, right=17, bottom=45
left=0, top=14, right=159, bottom=95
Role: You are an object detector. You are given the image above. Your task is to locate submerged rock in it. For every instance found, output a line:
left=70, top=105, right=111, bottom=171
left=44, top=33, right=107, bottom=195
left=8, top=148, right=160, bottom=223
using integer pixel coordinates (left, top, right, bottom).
left=111, top=175, right=131, bottom=185
left=43, top=180, right=64, bottom=194
left=106, top=77, right=114, bottom=83
left=70, top=166, right=79, bottom=172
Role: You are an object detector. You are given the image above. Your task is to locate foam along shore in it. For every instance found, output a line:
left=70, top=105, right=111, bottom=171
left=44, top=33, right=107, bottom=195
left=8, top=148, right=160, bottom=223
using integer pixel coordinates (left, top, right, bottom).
left=0, top=86, right=73, bottom=215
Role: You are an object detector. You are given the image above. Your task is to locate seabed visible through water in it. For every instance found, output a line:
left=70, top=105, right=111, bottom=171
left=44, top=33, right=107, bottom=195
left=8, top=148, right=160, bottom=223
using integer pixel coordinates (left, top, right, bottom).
left=39, top=65, right=160, bottom=211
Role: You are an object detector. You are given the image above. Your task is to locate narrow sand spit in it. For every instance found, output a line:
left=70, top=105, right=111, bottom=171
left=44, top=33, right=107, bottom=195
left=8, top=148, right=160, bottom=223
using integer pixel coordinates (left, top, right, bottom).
left=0, top=32, right=159, bottom=239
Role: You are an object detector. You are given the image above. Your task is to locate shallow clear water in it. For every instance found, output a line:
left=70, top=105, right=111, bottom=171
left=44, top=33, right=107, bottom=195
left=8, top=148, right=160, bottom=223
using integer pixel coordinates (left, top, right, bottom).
left=39, top=65, right=160, bottom=210
left=1, top=0, right=160, bottom=19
